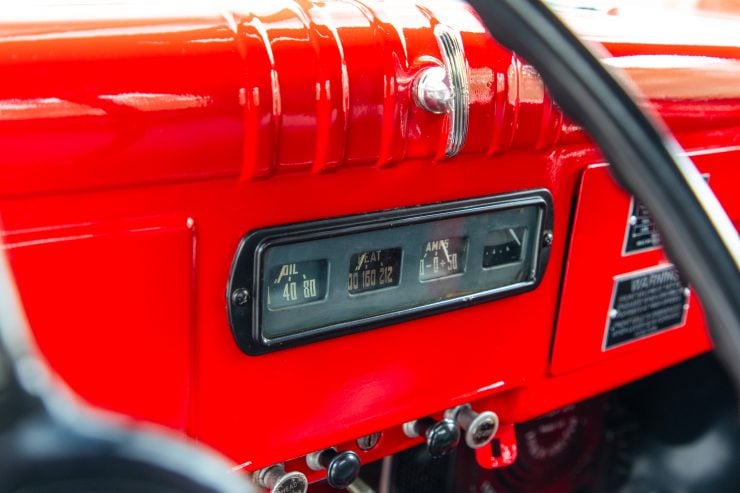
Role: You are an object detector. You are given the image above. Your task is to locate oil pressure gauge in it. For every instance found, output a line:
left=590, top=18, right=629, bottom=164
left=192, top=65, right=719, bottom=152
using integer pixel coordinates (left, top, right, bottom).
left=266, top=260, right=328, bottom=310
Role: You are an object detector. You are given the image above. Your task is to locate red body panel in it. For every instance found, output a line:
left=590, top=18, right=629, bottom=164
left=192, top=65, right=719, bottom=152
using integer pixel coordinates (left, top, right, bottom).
left=0, top=0, right=738, bottom=480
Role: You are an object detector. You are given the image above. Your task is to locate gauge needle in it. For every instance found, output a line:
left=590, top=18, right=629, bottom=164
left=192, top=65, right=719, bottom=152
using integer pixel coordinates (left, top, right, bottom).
left=441, top=242, right=452, bottom=264
left=355, top=253, right=366, bottom=271
left=508, top=228, right=521, bottom=246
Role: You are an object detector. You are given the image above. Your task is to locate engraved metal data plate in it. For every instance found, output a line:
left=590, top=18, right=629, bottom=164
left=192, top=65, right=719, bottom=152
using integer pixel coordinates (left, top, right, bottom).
left=604, top=265, right=689, bottom=350
left=623, top=198, right=661, bottom=254
left=623, top=175, right=709, bottom=255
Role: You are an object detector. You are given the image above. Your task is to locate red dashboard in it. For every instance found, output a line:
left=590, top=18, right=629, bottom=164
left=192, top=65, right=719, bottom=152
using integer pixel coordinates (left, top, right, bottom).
left=0, top=0, right=738, bottom=487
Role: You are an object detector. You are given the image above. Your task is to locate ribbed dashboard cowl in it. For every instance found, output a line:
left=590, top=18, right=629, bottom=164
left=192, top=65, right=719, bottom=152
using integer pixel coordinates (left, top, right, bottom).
left=0, top=0, right=737, bottom=194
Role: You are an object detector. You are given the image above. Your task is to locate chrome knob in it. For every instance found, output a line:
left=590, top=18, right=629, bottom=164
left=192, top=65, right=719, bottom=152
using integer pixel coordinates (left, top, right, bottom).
left=403, top=417, right=460, bottom=458
left=254, top=464, right=308, bottom=493
left=412, top=24, right=470, bottom=157
left=414, top=66, right=452, bottom=114
left=446, top=404, right=499, bottom=449
left=306, top=448, right=361, bottom=489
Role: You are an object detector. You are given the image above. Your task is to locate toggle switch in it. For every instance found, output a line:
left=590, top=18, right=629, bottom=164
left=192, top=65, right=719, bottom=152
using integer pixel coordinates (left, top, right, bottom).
left=403, top=417, right=460, bottom=458
left=306, top=448, right=361, bottom=489
left=253, top=464, right=308, bottom=493
left=446, top=404, right=499, bottom=449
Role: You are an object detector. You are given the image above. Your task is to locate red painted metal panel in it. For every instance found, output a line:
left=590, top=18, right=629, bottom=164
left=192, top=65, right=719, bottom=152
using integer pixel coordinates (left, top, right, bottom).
left=0, top=4, right=244, bottom=198
left=2, top=214, right=195, bottom=431
left=550, top=164, right=713, bottom=376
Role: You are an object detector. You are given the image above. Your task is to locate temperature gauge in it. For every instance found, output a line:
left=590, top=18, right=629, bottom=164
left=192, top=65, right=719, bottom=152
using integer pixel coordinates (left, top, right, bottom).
left=348, top=248, right=402, bottom=294
left=266, top=259, right=328, bottom=310
left=419, top=236, right=467, bottom=281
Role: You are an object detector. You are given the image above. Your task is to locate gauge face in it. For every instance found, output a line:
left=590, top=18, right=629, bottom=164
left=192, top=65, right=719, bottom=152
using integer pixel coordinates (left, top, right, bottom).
left=348, top=248, right=402, bottom=294
left=483, top=227, right=526, bottom=268
left=419, top=236, right=467, bottom=281
left=266, top=259, right=328, bottom=310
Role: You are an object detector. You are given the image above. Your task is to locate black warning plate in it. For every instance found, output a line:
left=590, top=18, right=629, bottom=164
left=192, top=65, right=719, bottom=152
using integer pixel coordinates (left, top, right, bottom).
left=604, top=265, right=689, bottom=349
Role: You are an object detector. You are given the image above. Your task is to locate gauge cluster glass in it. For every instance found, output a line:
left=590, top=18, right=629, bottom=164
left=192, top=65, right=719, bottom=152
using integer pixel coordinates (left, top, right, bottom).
left=227, top=190, right=553, bottom=354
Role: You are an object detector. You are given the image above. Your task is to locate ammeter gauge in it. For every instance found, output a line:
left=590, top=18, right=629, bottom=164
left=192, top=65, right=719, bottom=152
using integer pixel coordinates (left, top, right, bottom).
left=419, top=237, right=467, bottom=281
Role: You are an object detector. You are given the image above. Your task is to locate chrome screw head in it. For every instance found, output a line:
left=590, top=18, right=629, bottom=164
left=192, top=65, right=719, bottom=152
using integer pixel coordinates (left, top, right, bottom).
left=231, top=288, right=250, bottom=306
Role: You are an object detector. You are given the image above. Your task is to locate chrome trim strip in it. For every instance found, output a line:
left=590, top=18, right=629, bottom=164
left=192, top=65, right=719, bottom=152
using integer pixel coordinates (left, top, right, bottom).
left=434, top=24, right=470, bottom=157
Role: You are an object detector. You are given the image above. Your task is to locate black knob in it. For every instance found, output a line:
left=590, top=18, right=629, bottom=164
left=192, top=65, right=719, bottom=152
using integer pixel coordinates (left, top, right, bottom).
left=404, top=417, right=460, bottom=458
left=307, top=449, right=361, bottom=489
